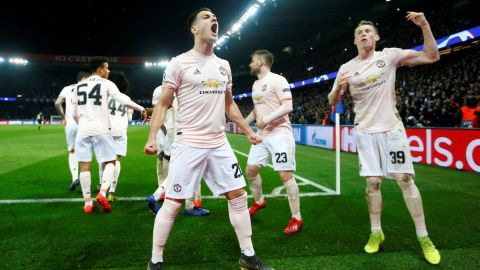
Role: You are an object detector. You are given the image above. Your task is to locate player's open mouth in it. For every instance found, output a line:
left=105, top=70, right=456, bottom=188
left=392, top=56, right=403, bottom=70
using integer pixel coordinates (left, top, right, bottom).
left=211, top=23, right=218, bottom=35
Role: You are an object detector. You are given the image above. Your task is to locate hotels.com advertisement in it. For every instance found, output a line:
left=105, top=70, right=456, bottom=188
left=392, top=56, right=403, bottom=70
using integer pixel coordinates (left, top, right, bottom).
left=337, top=127, right=480, bottom=173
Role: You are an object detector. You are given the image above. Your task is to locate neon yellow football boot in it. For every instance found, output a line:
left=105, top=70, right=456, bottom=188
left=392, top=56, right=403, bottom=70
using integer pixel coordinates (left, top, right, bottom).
left=364, top=231, right=385, bottom=253
left=418, top=236, right=441, bottom=264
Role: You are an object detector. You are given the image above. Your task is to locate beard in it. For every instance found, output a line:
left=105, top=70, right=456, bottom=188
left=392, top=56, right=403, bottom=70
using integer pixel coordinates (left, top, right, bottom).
left=250, top=67, right=259, bottom=76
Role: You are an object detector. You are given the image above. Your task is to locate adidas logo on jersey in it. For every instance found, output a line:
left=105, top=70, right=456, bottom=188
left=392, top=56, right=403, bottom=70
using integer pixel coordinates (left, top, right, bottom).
left=194, top=69, right=202, bottom=75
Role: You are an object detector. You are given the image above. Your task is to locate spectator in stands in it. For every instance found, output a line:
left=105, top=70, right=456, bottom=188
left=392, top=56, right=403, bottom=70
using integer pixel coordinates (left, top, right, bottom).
left=455, top=95, right=480, bottom=127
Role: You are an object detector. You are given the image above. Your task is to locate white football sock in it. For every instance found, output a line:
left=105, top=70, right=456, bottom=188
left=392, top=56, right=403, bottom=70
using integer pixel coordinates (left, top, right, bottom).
left=152, top=199, right=182, bottom=263
left=185, top=198, right=194, bottom=210
left=284, top=177, right=302, bottom=220
left=366, top=178, right=383, bottom=233
left=248, top=174, right=264, bottom=203
left=99, top=163, right=115, bottom=196
left=79, top=171, right=91, bottom=205
left=228, top=193, right=254, bottom=253
left=153, top=186, right=165, bottom=201
left=194, top=184, right=202, bottom=202
left=68, top=152, right=78, bottom=182
left=397, top=178, right=428, bottom=237
left=110, top=160, right=121, bottom=193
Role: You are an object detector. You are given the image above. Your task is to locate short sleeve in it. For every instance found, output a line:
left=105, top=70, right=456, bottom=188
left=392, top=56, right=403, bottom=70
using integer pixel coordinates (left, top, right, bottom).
left=224, top=61, right=232, bottom=93
left=58, top=86, right=69, bottom=98
left=274, top=75, right=292, bottom=102
left=162, top=57, right=181, bottom=91
left=329, top=65, right=345, bottom=95
left=152, top=86, right=162, bottom=106
left=106, top=80, right=121, bottom=97
left=386, top=47, right=415, bottom=66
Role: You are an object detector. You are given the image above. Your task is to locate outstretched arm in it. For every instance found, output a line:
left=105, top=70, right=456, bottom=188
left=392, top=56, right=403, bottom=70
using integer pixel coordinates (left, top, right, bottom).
left=400, top=11, right=440, bottom=67
left=110, top=92, right=145, bottom=112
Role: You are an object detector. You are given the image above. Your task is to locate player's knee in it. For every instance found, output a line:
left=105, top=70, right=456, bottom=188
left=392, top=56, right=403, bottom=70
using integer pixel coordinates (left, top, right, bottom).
left=395, top=174, right=415, bottom=190
left=366, top=177, right=382, bottom=193
left=225, top=188, right=247, bottom=200
left=279, top=171, right=293, bottom=183
left=246, top=165, right=260, bottom=179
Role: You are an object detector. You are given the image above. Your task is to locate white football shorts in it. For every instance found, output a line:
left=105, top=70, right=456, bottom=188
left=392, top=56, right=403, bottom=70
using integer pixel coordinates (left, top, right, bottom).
left=112, top=135, right=127, bottom=157
left=247, top=132, right=296, bottom=171
left=355, top=122, right=415, bottom=179
left=75, top=133, right=116, bottom=163
left=65, top=122, right=78, bottom=151
left=165, top=141, right=246, bottom=199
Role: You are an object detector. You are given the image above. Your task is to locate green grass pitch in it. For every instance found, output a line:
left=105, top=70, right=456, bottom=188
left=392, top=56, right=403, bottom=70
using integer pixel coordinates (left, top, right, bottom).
left=1, top=125, right=479, bottom=269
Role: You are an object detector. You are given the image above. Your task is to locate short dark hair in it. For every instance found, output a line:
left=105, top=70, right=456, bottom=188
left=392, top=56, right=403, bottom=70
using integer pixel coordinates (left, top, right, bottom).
left=251, top=49, right=274, bottom=68
left=187, top=7, right=212, bottom=38
left=76, top=71, right=90, bottom=82
left=355, top=20, right=379, bottom=35
left=108, top=70, right=129, bottom=94
left=89, top=57, right=108, bottom=73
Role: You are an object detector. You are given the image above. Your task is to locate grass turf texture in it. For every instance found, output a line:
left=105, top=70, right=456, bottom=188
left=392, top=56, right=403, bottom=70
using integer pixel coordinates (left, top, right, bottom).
left=0, top=125, right=479, bottom=269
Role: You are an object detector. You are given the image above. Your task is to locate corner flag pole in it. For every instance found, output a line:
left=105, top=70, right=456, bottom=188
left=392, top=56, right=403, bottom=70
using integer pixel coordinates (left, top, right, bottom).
left=335, top=113, right=340, bottom=195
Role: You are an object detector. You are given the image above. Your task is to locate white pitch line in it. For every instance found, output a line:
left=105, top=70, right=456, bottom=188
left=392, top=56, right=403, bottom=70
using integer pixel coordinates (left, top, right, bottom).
left=0, top=192, right=331, bottom=205
left=232, top=149, right=336, bottom=195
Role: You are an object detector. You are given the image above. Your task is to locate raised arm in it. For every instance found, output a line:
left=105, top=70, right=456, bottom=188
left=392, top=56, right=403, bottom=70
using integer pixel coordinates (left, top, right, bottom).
left=400, top=12, right=440, bottom=67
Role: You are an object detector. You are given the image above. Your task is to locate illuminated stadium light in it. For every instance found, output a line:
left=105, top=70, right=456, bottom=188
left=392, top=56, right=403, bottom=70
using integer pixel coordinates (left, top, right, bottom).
left=231, top=22, right=243, bottom=33
left=0, top=57, right=4, bottom=62
left=145, top=60, right=169, bottom=68
left=215, top=1, right=274, bottom=49
left=8, top=58, right=28, bottom=65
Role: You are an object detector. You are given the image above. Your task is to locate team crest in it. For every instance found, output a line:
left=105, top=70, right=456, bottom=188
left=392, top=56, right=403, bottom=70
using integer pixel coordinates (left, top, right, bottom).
left=219, top=66, right=227, bottom=76
left=173, top=184, right=182, bottom=192
left=376, top=60, right=386, bottom=68
left=261, top=84, right=267, bottom=92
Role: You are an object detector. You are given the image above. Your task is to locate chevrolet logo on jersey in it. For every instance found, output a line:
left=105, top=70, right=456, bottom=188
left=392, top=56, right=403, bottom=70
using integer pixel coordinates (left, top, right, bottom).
left=202, top=79, right=225, bottom=89
left=252, top=94, right=265, bottom=104
left=357, top=73, right=386, bottom=92
left=365, top=74, right=381, bottom=84
left=200, top=79, right=226, bottom=94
